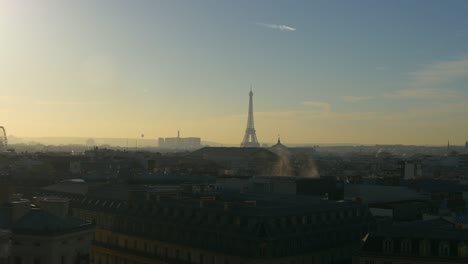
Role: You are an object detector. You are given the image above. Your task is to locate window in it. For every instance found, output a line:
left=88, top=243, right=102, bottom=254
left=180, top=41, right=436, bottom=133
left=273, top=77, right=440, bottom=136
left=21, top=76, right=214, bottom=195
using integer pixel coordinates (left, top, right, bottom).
left=14, top=257, right=22, bottom=264
left=383, top=239, right=393, bottom=253
left=364, top=260, right=374, bottom=264
left=34, top=242, right=41, bottom=247
left=439, top=241, right=450, bottom=256
left=61, top=256, right=65, bottom=264
left=401, top=239, right=412, bottom=254
left=153, top=244, right=158, bottom=255
left=33, top=258, right=41, bottom=264
left=259, top=245, right=267, bottom=257
left=458, top=242, right=468, bottom=257
left=419, top=240, right=430, bottom=256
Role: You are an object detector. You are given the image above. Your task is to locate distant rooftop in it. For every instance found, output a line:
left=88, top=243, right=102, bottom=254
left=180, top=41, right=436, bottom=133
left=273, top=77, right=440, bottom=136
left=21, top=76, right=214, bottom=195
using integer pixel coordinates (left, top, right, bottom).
left=11, top=209, right=93, bottom=236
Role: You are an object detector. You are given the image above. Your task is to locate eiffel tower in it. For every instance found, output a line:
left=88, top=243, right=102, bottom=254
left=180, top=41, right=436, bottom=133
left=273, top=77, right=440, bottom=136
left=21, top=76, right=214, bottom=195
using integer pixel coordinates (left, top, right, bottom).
left=241, top=89, right=260, bottom=147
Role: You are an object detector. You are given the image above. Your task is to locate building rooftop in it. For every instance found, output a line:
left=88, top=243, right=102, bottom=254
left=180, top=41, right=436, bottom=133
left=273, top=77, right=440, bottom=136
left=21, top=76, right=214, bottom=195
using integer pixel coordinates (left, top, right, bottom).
left=344, top=184, right=427, bottom=204
left=11, top=209, right=93, bottom=236
left=190, top=147, right=278, bottom=159
left=372, top=218, right=468, bottom=241
left=411, top=179, right=468, bottom=193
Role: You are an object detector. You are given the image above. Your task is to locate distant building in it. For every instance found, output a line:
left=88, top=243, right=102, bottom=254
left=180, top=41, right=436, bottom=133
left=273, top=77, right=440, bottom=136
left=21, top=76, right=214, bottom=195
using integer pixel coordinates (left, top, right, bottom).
left=218, top=176, right=344, bottom=200
left=189, top=147, right=280, bottom=175
left=357, top=218, right=468, bottom=264
left=0, top=127, right=6, bottom=152
left=158, top=131, right=201, bottom=150
left=344, top=184, right=428, bottom=204
left=401, top=161, right=422, bottom=180
left=411, top=179, right=468, bottom=213
left=270, top=137, right=290, bottom=157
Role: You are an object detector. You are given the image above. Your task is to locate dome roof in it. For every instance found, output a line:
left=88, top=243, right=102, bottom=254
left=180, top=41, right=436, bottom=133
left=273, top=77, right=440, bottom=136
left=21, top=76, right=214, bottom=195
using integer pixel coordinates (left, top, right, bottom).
left=270, top=137, right=290, bottom=156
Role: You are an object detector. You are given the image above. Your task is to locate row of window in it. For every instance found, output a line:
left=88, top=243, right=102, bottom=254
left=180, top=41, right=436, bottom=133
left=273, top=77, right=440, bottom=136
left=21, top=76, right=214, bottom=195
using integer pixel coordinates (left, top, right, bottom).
left=382, top=239, right=468, bottom=257
left=12, top=236, right=86, bottom=247
left=74, top=206, right=366, bottom=231
left=12, top=255, right=74, bottom=264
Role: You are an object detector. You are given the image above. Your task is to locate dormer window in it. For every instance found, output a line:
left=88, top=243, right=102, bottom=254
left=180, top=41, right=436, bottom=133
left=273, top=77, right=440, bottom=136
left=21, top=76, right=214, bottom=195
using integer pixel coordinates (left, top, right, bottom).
left=439, top=241, right=450, bottom=256
left=458, top=242, right=468, bottom=257
left=401, top=239, right=412, bottom=254
left=419, top=240, right=430, bottom=256
left=383, top=239, right=393, bottom=253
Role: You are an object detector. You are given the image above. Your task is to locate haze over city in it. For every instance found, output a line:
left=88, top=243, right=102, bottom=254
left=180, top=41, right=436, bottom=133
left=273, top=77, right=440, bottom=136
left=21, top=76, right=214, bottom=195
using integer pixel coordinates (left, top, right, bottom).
left=1, top=0, right=468, bottom=145
left=4, top=2, right=468, bottom=264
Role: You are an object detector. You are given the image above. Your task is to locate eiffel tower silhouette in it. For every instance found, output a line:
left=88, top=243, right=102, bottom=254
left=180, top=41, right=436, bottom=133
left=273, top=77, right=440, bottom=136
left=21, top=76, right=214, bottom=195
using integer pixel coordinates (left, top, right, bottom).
left=241, top=89, right=260, bottom=147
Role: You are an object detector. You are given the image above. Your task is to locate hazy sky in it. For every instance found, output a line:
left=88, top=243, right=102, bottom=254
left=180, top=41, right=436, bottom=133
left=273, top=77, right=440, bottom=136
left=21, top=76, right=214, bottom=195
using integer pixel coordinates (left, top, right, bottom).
left=1, top=0, right=468, bottom=145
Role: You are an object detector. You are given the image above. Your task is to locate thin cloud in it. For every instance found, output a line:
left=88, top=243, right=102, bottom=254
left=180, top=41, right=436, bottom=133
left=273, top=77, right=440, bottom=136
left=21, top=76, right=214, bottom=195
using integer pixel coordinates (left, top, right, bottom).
left=342, top=96, right=373, bottom=102
left=409, top=55, right=468, bottom=88
left=256, top=23, right=296, bottom=31
left=302, top=101, right=331, bottom=112
left=384, top=88, right=458, bottom=99
left=35, top=100, right=108, bottom=106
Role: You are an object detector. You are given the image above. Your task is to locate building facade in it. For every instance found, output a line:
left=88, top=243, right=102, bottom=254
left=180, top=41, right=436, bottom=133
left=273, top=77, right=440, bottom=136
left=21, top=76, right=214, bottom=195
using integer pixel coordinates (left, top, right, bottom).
left=357, top=218, right=468, bottom=264
left=71, top=193, right=373, bottom=264
left=0, top=230, right=9, bottom=264
left=10, top=208, right=95, bottom=264
left=158, top=132, right=201, bottom=150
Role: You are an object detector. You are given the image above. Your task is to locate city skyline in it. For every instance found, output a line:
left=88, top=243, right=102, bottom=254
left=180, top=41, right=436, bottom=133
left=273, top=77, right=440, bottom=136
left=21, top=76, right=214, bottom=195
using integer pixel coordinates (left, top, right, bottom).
left=1, top=1, right=468, bottom=145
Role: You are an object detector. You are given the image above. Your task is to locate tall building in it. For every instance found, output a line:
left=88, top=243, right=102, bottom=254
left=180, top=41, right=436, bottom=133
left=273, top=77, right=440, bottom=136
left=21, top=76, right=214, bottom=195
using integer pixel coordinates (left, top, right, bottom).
left=241, top=90, right=260, bottom=148
left=158, top=131, right=202, bottom=150
left=0, top=127, right=6, bottom=152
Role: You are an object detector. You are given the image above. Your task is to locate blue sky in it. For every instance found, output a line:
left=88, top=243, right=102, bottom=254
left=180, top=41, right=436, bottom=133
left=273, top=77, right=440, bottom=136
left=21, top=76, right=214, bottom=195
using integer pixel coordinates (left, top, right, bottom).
left=0, top=0, right=467, bottom=145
